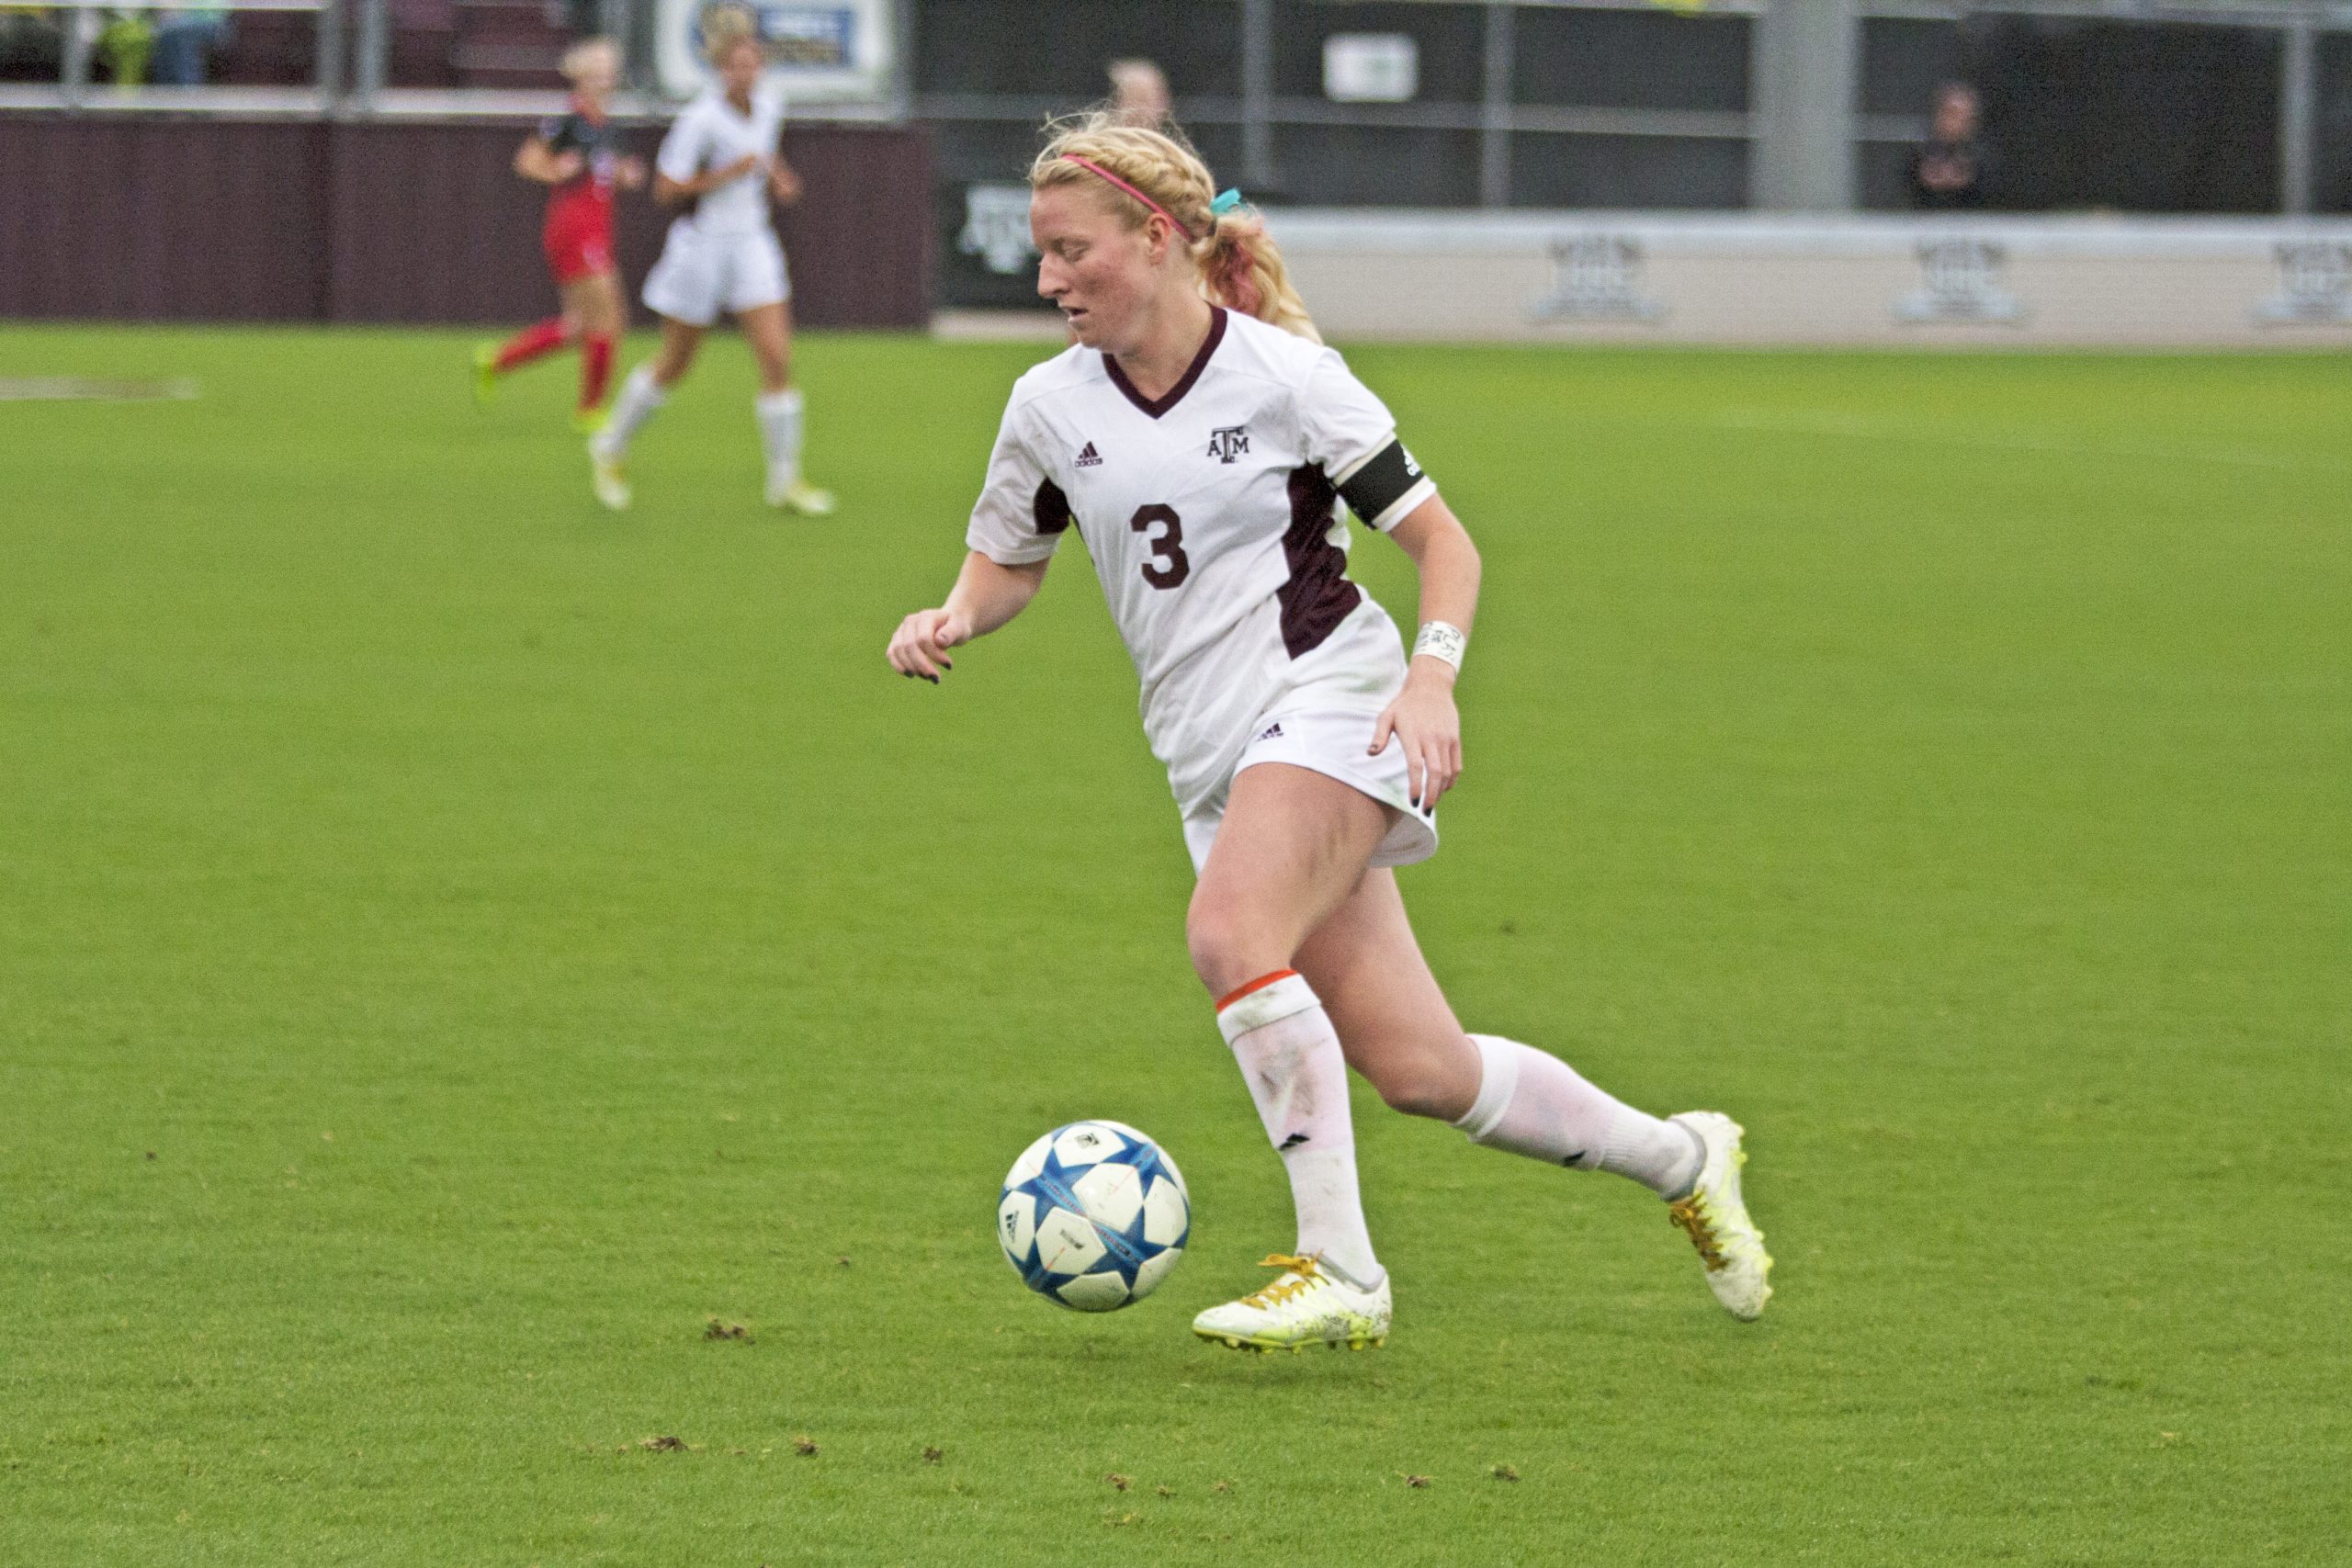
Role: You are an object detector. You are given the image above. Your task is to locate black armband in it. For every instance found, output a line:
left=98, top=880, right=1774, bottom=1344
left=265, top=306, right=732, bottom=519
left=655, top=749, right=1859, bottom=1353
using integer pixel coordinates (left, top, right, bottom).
left=1033, top=478, right=1075, bottom=536
left=1337, top=439, right=1432, bottom=529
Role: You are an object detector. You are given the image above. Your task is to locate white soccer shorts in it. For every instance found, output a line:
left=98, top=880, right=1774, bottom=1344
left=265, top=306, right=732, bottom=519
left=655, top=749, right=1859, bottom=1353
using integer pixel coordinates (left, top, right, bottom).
left=641, top=227, right=791, bottom=327
left=1180, top=704, right=1439, bottom=875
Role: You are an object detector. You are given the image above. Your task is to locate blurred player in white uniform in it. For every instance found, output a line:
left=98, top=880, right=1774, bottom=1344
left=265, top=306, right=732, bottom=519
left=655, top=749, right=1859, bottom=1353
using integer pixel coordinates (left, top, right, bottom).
left=888, top=117, right=1774, bottom=1352
left=589, top=7, right=831, bottom=515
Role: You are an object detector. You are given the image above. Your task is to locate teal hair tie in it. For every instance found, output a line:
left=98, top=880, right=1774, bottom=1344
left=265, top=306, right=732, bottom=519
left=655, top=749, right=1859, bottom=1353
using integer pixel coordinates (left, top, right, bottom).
left=1211, top=187, right=1245, bottom=216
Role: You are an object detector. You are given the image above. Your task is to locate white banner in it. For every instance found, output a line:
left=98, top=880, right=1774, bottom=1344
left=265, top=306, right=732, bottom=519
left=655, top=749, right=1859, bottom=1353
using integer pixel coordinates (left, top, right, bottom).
left=653, top=0, right=896, bottom=104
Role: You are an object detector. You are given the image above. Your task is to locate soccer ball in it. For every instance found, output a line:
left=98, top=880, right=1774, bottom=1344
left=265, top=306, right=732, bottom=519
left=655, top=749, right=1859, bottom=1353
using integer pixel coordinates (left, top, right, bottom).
left=997, top=1121, right=1191, bottom=1312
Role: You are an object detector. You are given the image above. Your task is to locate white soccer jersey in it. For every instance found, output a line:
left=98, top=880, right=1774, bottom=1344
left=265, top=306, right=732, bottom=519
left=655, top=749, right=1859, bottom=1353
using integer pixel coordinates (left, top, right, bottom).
left=655, top=87, right=784, bottom=238
left=967, top=307, right=1439, bottom=815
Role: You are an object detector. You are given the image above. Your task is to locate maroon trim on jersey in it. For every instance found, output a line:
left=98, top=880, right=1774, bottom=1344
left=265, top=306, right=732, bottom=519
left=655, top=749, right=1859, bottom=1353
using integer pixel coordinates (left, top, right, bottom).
left=1033, top=478, right=1075, bottom=536
left=1103, top=306, right=1227, bottom=420
left=1278, top=465, right=1363, bottom=659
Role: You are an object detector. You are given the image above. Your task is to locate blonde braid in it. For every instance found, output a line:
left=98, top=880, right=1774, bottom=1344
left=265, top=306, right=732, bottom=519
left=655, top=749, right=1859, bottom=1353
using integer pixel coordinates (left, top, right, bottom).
left=1031, top=113, right=1321, bottom=344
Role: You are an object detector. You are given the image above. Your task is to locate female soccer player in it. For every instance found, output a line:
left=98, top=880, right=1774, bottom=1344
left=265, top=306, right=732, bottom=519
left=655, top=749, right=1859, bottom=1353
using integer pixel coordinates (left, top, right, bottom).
left=888, top=118, right=1773, bottom=1352
left=473, top=37, right=645, bottom=432
left=586, top=9, right=831, bottom=516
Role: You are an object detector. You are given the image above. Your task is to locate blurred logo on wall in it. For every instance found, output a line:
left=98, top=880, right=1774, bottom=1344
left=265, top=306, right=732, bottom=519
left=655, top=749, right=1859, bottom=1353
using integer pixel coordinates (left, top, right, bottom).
left=1895, top=238, right=2022, bottom=324
left=655, top=0, right=895, bottom=102
left=2256, top=242, right=2352, bottom=324
left=960, top=186, right=1039, bottom=276
left=1531, top=236, right=1665, bottom=323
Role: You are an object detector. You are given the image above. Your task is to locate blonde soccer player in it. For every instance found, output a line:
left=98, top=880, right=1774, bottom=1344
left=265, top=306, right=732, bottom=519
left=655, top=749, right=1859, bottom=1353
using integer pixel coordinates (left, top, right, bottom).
left=588, top=8, right=831, bottom=515
left=887, top=117, right=1773, bottom=1352
left=473, top=37, right=645, bottom=431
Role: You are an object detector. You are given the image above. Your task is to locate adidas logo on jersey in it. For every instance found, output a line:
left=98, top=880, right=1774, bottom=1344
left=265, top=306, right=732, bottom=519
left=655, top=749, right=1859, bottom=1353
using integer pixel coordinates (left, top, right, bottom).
left=1075, top=442, right=1102, bottom=468
left=1206, top=425, right=1250, bottom=463
left=1255, top=721, right=1284, bottom=742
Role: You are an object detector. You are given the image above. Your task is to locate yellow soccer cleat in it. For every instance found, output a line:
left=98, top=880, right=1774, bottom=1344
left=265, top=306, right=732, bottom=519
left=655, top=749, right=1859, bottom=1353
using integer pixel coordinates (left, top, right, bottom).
left=571, top=406, right=609, bottom=436
left=765, top=471, right=836, bottom=516
left=1192, top=1254, right=1390, bottom=1353
left=589, top=446, right=630, bottom=512
left=471, top=343, right=499, bottom=405
left=1667, top=1111, right=1773, bottom=1321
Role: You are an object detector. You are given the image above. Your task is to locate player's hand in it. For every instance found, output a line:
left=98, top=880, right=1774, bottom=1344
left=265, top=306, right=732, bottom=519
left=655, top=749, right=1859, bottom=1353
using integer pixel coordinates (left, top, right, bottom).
left=549, top=150, right=585, bottom=182
left=769, top=162, right=803, bottom=205
left=616, top=154, right=648, bottom=190
left=888, top=607, right=971, bottom=685
left=1369, top=667, right=1462, bottom=813
left=715, top=152, right=762, bottom=186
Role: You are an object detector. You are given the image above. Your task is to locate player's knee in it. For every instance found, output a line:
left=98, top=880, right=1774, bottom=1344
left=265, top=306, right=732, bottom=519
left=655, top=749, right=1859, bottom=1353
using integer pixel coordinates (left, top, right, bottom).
left=1363, top=1053, right=1459, bottom=1121
left=1183, top=895, right=1282, bottom=999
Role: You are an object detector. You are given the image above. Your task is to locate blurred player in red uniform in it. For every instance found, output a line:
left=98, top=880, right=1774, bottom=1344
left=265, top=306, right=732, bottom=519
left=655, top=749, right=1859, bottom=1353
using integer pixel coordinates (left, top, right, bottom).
left=473, top=37, right=646, bottom=431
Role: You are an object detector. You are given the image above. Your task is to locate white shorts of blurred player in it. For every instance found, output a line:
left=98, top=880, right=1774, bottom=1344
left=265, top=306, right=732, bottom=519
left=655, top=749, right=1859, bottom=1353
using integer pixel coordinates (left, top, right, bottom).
left=641, top=227, right=791, bottom=327
left=1181, top=705, right=1438, bottom=876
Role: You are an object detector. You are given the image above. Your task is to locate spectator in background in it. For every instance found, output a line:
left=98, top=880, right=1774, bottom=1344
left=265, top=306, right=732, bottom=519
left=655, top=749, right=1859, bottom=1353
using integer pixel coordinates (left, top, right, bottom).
left=97, top=8, right=153, bottom=84
left=0, top=6, right=66, bottom=81
left=152, top=6, right=232, bottom=85
left=1910, top=82, right=1989, bottom=209
left=1108, top=57, right=1170, bottom=130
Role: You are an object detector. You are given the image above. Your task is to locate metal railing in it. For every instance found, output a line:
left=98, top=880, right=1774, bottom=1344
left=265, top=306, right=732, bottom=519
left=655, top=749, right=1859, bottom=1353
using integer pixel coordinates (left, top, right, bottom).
left=22, top=0, right=343, bottom=109
left=6, top=0, right=2346, bottom=216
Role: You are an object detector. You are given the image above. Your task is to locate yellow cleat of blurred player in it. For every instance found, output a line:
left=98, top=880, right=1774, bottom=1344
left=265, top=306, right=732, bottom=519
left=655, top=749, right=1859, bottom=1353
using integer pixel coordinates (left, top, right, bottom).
left=589, top=446, right=630, bottom=512
left=766, top=471, right=835, bottom=515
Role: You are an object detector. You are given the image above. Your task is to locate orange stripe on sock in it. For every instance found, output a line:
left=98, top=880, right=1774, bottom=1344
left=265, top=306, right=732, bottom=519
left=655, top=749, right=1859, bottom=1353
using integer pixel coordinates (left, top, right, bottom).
left=1216, top=969, right=1299, bottom=1012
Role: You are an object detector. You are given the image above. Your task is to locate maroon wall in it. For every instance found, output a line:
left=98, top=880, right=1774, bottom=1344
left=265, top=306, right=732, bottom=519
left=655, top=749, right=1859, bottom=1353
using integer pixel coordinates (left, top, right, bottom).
left=0, top=113, right=933, bottom=328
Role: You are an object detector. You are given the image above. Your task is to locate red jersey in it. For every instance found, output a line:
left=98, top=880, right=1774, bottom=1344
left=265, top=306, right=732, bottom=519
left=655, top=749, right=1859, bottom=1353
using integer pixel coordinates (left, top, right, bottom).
left=538, top=97, right=621, bottom=283
left=539, top=97, right=621, bottom=231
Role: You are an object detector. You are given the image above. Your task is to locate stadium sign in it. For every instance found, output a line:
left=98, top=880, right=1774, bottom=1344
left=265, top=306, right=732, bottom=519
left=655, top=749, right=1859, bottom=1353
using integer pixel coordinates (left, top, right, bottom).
left=655, top=0, right=896, bottom=103
left=1894, top=237, right=2022, bottom=324
left=2256, top=242, right=2352, bottom=324
left=1530, top=235, right=1665, bottom=323
left=960, top=186, right=1039, bottom=276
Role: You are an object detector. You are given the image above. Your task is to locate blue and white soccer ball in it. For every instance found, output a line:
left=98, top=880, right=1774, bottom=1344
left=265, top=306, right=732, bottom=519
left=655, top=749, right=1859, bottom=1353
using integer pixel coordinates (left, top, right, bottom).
left=997, top=1121, right=1191, bottom=1312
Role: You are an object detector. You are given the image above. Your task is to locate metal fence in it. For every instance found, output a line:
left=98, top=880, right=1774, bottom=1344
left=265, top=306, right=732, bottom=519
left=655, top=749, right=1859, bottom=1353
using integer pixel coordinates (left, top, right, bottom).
left=4, top=0, right=2347, bottom=217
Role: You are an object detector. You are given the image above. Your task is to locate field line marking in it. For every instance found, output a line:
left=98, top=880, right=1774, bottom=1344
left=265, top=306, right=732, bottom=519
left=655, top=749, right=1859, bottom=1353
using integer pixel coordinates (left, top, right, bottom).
left=0, top=378, right=201, bottom=403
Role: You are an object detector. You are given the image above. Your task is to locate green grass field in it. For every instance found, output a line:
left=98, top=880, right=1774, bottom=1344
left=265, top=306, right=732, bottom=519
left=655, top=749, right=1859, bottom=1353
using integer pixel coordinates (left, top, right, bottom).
left=3, top=324, right=2346, bottom=1566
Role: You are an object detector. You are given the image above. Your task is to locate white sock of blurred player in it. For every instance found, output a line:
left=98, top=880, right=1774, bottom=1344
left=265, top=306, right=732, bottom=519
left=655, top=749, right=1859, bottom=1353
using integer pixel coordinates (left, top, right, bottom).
left=756, top=387, right=803, bottom=498
left=594, top=365, right=667, bottom=458
left=1455, top=1033, right=1702, bottom=1197
left=1216, top=970, right=1383, bottom=1288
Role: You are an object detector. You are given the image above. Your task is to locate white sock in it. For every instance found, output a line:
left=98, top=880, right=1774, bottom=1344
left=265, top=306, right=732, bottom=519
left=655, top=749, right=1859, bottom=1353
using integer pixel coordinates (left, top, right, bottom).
left=595, top=365, right=666, bottom=457
left=1216, top=970, right=1382, bottom=1288
left=1455, top=1032, right=1702, bottom=1199
left=755, top=386, right=804, bottom=487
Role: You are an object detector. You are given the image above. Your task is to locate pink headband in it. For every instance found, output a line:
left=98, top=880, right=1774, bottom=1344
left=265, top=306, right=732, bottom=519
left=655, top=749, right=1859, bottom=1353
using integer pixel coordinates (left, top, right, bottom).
left=1059, top=155, right=1196, bottom=242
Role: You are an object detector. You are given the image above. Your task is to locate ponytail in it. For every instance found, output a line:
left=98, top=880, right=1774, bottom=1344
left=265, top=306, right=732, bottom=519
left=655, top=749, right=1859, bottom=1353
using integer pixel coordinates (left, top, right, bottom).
left=1197, top=205, right=1319, bottom=344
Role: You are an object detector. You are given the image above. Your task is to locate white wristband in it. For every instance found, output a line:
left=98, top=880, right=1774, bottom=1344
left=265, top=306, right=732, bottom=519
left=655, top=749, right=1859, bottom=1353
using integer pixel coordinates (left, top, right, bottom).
left=1413, top=620, right=1467, bottom=673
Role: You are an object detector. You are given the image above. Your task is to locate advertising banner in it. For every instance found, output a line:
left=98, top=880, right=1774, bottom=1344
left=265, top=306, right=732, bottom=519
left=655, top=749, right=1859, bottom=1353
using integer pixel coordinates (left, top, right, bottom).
left=654, top=0, right=896, bottom=104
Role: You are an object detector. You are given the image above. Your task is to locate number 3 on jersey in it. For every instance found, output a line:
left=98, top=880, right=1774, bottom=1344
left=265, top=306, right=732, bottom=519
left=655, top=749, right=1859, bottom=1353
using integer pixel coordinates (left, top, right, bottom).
left=1129, top=504, right=1191, bottom=589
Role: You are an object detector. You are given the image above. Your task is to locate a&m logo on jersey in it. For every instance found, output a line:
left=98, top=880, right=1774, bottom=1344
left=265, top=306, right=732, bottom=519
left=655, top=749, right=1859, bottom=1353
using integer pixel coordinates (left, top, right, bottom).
left=1205, top=425, right=1250, bottom=464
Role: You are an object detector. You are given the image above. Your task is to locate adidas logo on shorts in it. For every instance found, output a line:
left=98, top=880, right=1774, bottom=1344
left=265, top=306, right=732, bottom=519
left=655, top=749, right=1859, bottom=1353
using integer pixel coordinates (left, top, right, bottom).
left=1075, top=442, right=1102, bottom=468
